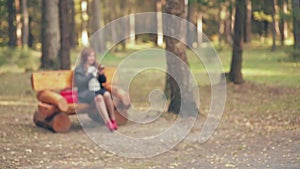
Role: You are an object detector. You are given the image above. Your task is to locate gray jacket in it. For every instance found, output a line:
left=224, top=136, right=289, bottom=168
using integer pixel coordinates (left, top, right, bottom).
left=74, top=65, right=95, bottom=103
left=74, top=64, right=106, bottom=103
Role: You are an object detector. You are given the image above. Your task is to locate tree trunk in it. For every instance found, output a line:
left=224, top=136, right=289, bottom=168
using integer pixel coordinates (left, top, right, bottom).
left=231, top=0, right=236, bottom=39
left=186, top=1, right=194, bottom=47
left=156, top=0, right=163, bottom=46
left=120, top=0, right=128, bottom=51
left=15, top=0, right=22, bottom=47
left=59, top=0, right=71, bottom=70
left=279, top=0, right=288, bottom=46
left=244, top=0, right=252, bottom=43
left=165, top=0, right=198, bottom=115
left=293, top=0, right=300, bottom=49
left=81, top=0, right=89, bottom=46
left=229, top=0, right=246, bottom=84
left=41, top=0, right=60, bottom=69
left=219, top=6, right=226, bottom=44
left=224, top=1, right=232, bottom=44
left=110, top=0, right=117, bottom=47
left=33, top=111, right=71, bottom=133
left=37, top=102, right=59, bottom=120
left=197, top=11, right=203, bottom=45
left=28, top=17, right=34, bottom=48
left=271, top=0, right=277, bottom=51
left=7, top=0, right=16, bottom=47
left=70, top=0, right=77, bottom=48
left=22, top=0, right=29, bottom=48
left=89, top=0, right=105, bottom=53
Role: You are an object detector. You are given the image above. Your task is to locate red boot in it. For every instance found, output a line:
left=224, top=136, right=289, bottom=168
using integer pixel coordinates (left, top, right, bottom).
left=106, top=121, right=115, bottom=131
left=111, top=120, right=118, bottom=130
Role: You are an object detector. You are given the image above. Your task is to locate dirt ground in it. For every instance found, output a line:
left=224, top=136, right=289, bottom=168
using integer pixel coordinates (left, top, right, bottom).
left=0, top=73, right=299, bottom=169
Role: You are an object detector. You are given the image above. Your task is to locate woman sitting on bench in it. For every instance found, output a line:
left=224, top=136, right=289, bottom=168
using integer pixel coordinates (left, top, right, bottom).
left=74, top=47, right=118, bottom=131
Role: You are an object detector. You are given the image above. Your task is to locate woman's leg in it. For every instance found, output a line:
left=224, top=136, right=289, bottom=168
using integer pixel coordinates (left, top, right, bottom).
left=94, top=95, right=111, bottom=123
left=103, top=91, right=116, bottom=120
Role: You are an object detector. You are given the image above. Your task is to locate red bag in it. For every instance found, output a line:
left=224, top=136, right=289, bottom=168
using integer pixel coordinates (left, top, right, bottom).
left=60, top=88, right=78, bottom=103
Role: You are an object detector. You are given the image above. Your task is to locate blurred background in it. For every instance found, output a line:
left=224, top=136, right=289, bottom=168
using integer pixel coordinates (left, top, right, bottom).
left=0, top=0, right=299, bottom=73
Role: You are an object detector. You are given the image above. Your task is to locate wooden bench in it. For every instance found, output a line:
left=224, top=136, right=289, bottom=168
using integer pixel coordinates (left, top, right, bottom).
left=31, top=67, right=130, bottom=132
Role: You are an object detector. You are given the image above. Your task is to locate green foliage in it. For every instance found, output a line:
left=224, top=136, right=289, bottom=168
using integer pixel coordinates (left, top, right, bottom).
left=0, top=0, right=41, bottom=47
left=288, top=49, right=300, bottom=61
left=0, top=0, right=8, bottom=46
left=0, top=48, right=40, bottom=71
left=293, top=6, right=300, bottom=19
left=0, top=0, right=7, bottom=17
left=279, top=10, right=292, bottom=21
left=253, top=11, right=273, bottom=22
left=189, top=0, right=209, bottom=6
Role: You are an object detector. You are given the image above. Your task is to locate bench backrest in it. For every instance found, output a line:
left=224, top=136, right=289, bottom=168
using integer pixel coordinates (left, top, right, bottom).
left=31, top=67, right=117, bottom=92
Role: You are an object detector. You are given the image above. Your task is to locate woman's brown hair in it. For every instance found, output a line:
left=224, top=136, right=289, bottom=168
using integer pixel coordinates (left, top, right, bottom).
left=80, top=47, right=96, bottom=65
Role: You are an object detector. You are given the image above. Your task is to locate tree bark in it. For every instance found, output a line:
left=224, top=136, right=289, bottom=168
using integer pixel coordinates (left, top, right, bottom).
left=81, top=0, right=89, bottom=46
left=128, top=0, right=135, bottom=45
left=28, top=17, right=34, bottom=48
left=229, top=0, right=246, bottom=84
left=224, top=1, right=232, bottom=44
left=37, top=102, right=59, bottom=120
left=70, top=0, right=77, bottom=48
left=231, top=0, right=236, bottom=39
left=59, top=0, right=71, bottom=70
left=279, top=0, right=288, bottom=46
left=186, top=0, right=194, bottom=47
left=244, top=0, right=252, bottom=43
left=41, top=0, right=60, bottom=69
left=89, top=0, right=105, bottom=53
left=110, top=0, right=117, bottom=47
left=7, top=0, right=16, bottom=47
left=197, top=11, right=203, bottom=45
left=120, top=0, right=128, bottom=51
left=156, top=0, right=163, bottom=46
left=271, top=0, right=277, bottom=51
left=15, top=0, right=22, bottom=47
left=293, top=0, right=300, bottom=49
left=22, top=0, right=29, bottom=48
left=33, top=111, right=71, bottom=133
left=165, top=0, right=198, bottom=115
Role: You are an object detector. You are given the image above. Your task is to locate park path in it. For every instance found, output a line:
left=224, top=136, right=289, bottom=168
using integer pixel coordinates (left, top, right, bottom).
left=0, top=82, right=299, bottom=168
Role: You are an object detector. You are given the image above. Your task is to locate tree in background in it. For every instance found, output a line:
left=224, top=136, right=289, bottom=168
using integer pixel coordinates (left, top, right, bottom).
left=244, top=0, right=252, bottom=43
left=22, top=0, right=29, bottom=48
left=229, top=0, right=246, bottom=84
left=165, top=0, right=198, bottom=115
left=69, top=0, right=76, bottom=48
left=41, top=0, right=60, bottom=69
left=7, top=0, right=16, bottom=47
left=89, top=0, right=105, bottom=53
left=15, top=0, right=22, bottom=47
left=278, top=0, right=289, bottom=46
left=292, top=0, right=300, bottom=49
left=156, top=0, right=164, bottom=46
left=187, top=0, right=207, bottom=47
left=270, top=0, right=278, bottom=51
left=58, top=0, right=72, bottom=70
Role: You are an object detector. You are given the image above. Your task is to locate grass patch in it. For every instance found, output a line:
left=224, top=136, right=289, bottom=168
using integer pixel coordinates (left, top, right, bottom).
left=1, top=43, right=300, bottom=88
left=0, top=47, right=40, bottom=72
left=218, top=45, right=300, bottom=87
